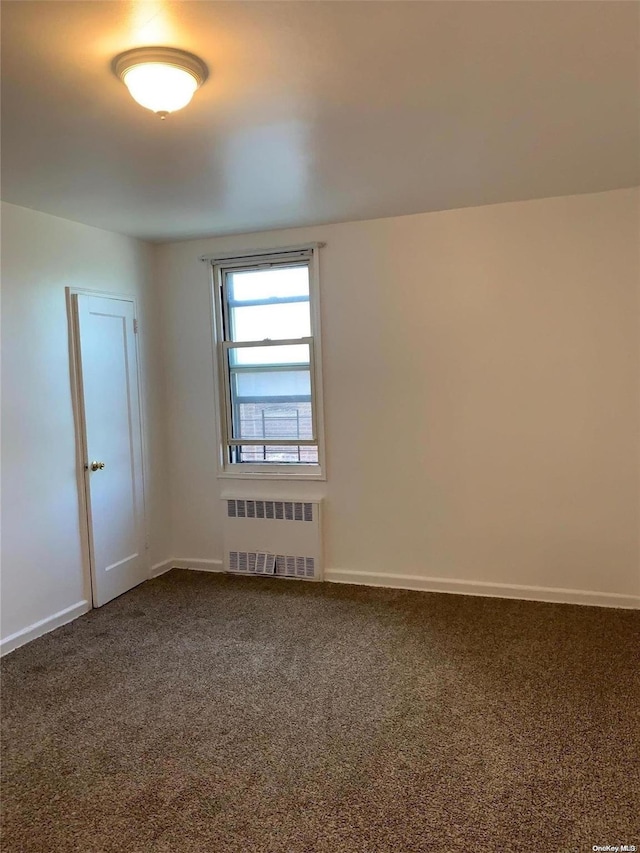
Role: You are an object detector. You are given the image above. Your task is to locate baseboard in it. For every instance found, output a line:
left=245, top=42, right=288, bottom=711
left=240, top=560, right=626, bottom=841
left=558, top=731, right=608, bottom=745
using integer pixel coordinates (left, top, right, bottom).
left=167, top=560, right=639, bottom=609
left=149, top=559, right=175, bottom=579
left=324, top=569, right=640, bottom=610
left=167, top=558, right=224, bottom=573
left=1, top=600, right=91, bottom=657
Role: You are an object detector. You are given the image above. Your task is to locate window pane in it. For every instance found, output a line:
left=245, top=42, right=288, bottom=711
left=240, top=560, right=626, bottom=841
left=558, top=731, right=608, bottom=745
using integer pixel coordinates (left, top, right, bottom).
left=228, top=266, right=309, bottom=303
left=237, top=445, right=319, bottom=464
left=228, top=343, right=309, bottom=367
left=233, top=369, right=311, bottom=401
left=231, top=399, right=313, bottom=442
left=230, top=301, right=310, bottom=342
left=228, top=344, right=313, bottom=442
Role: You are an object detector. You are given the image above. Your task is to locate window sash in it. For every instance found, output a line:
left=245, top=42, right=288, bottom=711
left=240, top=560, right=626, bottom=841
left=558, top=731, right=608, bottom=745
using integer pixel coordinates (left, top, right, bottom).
left=221, top=337, right=318, bottom=447
left=222, top=266, right=311, bottom=343
left=222, top=337, right=313, bottom=351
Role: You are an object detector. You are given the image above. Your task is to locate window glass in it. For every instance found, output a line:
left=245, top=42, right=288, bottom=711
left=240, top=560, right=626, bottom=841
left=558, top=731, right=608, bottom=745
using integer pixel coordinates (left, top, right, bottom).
left=237, top=443, right=319, bottom=464
left=230, top=302, right=310, bottom=342
left=231, top=398, right=314, bottom=442
left=228, top=266, right=309, bottom=303
left=232, top=369, right=312, bottom=402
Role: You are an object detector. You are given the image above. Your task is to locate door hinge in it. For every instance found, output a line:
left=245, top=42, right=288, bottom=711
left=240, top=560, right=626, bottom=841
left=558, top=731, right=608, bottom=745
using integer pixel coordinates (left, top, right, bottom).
left=133, top=318, right=138, bottom=334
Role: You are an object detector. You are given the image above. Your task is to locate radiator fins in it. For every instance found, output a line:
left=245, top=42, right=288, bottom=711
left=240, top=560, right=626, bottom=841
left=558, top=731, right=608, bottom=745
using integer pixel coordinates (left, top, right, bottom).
left=228, top=551, right=316, bottom=580
left=227, top=499, right=313, bottom=522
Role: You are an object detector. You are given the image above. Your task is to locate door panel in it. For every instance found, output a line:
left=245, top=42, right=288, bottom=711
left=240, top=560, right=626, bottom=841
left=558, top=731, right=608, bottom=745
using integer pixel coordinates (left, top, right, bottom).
left=75, top=294, right=147, bottom=606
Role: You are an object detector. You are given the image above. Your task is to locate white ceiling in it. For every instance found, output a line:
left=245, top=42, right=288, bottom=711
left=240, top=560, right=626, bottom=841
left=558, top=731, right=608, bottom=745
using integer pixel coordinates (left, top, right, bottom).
left=2, top=1, right=639, bottom=242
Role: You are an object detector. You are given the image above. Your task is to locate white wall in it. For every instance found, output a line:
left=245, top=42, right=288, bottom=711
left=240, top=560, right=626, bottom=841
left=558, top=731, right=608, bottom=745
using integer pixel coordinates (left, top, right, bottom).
left=1, top=202, right=170, bottom=647
left=157, top=188, right=640, bottom=605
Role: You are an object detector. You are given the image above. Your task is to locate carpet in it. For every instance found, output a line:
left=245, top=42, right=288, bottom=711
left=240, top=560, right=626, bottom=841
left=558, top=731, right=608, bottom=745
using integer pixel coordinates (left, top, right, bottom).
left=2, top=569, right=639, bottom=852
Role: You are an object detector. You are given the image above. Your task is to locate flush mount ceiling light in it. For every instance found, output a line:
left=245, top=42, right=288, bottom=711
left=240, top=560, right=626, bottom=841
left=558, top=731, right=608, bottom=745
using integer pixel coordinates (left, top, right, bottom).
left=112, top=47, right=208, bottom=118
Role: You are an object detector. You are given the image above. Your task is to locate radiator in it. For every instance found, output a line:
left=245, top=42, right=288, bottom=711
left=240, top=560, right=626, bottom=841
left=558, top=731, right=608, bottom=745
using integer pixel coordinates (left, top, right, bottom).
left=222, top=498, right=323, bottom=581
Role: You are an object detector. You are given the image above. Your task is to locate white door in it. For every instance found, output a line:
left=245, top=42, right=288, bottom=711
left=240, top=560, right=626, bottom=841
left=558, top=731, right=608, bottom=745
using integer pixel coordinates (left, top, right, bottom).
left=75, top=294, right=147, bottom=607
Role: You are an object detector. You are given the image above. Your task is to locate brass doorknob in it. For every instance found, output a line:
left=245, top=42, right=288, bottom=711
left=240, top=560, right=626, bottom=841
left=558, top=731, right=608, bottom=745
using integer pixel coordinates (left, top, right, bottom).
left=88, top=461, right=105, bottom=471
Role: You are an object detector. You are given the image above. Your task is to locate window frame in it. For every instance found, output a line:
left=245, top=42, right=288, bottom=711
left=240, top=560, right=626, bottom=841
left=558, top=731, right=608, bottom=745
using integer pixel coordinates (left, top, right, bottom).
left=209, top=246, right=326, bottom=480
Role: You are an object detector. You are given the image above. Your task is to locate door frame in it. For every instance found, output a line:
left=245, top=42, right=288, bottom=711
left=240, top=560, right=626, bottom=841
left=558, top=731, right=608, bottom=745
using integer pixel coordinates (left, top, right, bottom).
left=65, top=287, right=150, bottom=608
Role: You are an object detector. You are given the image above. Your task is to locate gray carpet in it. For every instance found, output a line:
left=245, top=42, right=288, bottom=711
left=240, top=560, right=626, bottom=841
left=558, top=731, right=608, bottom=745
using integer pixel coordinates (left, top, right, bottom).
left=1, top=570, right=639, bottom=853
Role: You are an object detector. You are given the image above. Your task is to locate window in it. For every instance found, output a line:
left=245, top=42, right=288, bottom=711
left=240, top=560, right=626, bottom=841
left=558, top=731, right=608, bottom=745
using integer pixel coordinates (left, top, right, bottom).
left=210, top=246, right=325, bottom=478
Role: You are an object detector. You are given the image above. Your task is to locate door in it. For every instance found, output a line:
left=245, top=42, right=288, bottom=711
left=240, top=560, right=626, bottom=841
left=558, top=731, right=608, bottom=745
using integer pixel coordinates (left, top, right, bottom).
left=74, top=294, right=147, bottom=607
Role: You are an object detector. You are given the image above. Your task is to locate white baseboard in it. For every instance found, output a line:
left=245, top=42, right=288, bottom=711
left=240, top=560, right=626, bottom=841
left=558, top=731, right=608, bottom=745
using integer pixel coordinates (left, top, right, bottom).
left=324, top=569, right=640, bottom=610
left=171, top=561, right=639, bottom=609
left=1, top=600, right=91, bottom=657
left=166, top=558, right=224, bottom=573
left=149, top=559, right=175, bottom=578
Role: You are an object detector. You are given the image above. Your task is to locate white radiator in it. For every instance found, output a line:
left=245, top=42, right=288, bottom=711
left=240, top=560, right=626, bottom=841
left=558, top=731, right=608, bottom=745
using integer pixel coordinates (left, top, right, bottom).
left=222, top=498, right=323, bottom=581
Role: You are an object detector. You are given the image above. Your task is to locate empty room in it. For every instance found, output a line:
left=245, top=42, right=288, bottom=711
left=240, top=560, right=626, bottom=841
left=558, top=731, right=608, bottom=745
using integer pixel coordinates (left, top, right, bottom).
left=1, top=2, right=639, bottom=851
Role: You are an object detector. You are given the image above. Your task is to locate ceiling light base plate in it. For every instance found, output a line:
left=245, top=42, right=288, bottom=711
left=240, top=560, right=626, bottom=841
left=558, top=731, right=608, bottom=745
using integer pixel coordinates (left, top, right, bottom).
left=112, top=47, right=209, bottom=87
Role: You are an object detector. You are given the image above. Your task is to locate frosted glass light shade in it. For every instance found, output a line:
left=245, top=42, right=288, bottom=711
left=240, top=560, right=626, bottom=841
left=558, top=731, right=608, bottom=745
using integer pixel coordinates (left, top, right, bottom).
left=113, top=47, right=208, bottom=117
left=123, top=64, right=198, bottom=113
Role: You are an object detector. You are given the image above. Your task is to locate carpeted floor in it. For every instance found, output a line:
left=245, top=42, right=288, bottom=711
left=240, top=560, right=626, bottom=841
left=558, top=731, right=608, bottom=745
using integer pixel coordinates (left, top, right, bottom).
left=1, top=570, right=639, bottom=853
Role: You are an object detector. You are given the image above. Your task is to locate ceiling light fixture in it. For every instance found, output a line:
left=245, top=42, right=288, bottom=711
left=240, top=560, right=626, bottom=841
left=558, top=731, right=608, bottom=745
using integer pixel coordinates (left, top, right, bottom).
left=112, top=47, right=208, bottom=119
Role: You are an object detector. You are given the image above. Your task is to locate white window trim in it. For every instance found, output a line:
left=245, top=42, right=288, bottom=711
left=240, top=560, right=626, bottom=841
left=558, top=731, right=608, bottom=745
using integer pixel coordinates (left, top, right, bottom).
left=208, top=246, right=327, bottom=481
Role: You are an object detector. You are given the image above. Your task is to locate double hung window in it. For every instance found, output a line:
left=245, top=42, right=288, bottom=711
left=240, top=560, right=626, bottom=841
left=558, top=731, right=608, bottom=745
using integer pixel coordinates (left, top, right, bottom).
left=210, top=246, right=324, bottom=478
